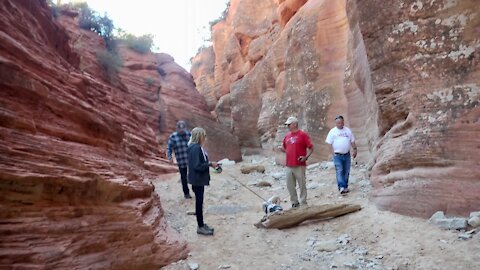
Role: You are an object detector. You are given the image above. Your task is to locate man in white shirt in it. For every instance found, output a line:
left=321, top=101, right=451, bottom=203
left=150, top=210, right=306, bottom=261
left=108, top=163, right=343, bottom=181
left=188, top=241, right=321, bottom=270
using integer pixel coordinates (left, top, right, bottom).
left=325, top=115, right=357, bottom=194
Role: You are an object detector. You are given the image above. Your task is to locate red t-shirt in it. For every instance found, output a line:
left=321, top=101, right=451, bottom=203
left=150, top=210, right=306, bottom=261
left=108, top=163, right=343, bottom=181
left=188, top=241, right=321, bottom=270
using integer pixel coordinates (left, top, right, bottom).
left=283, top=130, right=313, bottom=166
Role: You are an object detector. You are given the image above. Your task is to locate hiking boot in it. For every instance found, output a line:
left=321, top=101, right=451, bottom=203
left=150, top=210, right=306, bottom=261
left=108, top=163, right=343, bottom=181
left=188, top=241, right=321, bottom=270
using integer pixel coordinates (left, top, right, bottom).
left=184, top=194, right=192, bottom=199
left=197, top=225, right=214, bottom=235
left=203, top=224, right=214, bottom=232
left=292, top=202, right=300, bottom=209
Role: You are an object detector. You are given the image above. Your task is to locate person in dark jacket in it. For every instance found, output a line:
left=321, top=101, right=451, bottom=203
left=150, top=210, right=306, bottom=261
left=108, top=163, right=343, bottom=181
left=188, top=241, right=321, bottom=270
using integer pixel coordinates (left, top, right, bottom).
left=187, top=127, right=218, bottom=236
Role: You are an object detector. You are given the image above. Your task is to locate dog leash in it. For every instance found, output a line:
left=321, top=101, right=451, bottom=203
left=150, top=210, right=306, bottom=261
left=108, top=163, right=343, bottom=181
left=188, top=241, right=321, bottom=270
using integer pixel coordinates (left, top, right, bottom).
left=226, top=172, right=268, bottom=202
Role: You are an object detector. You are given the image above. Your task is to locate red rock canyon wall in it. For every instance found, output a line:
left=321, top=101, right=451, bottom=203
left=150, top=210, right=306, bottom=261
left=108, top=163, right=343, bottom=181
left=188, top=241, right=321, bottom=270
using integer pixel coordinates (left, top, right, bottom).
left=0, top=1, right=240, bottom=268
left=352, top=0, right=479, bottom=217
left=191, top=0, right=479, bottom=217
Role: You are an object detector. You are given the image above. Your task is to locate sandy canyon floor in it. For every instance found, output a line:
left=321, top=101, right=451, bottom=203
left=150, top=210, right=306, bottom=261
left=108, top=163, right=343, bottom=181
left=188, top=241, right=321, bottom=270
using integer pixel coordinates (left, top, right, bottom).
left=157, top=156, right=479, bottom=270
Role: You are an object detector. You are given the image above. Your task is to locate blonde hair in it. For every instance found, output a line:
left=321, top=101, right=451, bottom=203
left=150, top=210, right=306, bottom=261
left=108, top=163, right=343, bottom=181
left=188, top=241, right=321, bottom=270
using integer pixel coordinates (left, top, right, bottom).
left=189, top=127, right=207, bottom=145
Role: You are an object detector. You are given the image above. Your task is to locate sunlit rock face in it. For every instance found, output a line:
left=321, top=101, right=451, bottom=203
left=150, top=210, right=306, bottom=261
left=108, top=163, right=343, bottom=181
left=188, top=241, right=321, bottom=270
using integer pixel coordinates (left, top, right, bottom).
left=0, top=1, right=239, bottom=268
left=191, top=0, right=479, bottom=217
left=192, top=0, right=354, bottom=158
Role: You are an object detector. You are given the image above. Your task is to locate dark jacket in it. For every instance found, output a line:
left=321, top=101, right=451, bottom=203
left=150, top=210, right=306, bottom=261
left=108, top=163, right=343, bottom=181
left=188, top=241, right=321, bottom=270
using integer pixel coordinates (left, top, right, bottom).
left=187, top=143, right=211, bottom=186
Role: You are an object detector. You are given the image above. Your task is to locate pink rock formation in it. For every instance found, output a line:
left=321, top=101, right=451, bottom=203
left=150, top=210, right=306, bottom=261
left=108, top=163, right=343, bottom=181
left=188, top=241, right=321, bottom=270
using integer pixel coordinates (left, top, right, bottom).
left=0, top=1, right=239, bottom=268
left=191, top=0, right=479, bottom=217
left=192, top=0, right=361, bottom=161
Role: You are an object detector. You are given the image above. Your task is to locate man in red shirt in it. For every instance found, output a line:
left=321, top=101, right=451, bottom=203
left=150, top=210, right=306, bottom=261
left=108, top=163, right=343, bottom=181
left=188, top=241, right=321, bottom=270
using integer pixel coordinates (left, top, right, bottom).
left=281, top=116, right=314, bottom=208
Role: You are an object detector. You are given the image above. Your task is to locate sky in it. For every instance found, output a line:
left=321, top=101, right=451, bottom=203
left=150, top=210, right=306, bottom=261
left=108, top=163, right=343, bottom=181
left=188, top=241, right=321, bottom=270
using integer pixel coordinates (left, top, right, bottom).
left=80, top=0, right=229, bottom=70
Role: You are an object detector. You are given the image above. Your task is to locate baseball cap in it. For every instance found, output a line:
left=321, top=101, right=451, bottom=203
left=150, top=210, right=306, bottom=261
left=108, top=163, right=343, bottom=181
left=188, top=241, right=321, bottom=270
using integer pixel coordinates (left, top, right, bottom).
left=284, top=116, right=298, bottom=125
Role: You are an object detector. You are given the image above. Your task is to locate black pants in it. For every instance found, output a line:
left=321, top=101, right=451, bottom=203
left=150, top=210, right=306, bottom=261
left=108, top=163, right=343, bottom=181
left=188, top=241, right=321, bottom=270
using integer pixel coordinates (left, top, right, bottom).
left=192, top=185, right=204, bottom=227
left=179, top=167, right=190, bottom=196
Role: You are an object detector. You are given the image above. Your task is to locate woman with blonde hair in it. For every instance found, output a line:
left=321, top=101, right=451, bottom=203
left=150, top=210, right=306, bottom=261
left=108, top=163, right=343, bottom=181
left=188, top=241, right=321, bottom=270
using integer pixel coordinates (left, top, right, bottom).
left=187, top=127, right=217, bottom=235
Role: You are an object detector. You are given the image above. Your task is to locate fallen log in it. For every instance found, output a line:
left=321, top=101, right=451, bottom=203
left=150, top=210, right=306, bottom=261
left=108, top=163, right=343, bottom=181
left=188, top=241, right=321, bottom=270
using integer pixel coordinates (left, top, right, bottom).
left=255, top=203, right=361, bottom=229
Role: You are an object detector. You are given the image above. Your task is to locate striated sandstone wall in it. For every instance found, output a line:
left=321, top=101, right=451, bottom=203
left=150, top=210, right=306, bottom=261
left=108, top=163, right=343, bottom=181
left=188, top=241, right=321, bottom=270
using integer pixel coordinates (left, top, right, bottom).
left=350, top=0, right=480, bottom=217
left=58, top=10, right=241, bottom=163
left=191, top=0, right=479, bottom=217
left=192, top=0, right=373, bottom=162
left=192, top=0, right=355, bottom=159
left=0, top=1, right=239, bottom=268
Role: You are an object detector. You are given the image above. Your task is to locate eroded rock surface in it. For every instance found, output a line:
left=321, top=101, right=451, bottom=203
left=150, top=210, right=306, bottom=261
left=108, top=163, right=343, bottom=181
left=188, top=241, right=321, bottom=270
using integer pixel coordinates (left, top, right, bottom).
left=191, top=0, right=479, bottom=217
left=0, top=1, right=239, bottom=268
left=351, top=0, right=479, bottom=217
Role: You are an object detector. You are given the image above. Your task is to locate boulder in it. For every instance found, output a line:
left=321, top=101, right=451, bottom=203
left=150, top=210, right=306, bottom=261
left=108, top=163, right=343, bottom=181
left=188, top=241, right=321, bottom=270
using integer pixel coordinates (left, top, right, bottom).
left=429, top=211, right=468, bottom=230
left=314, top=240, right=339, bottom=252
left=468, top=216, right=480, bottom=228
left=241, top=165, right=266, bottom=174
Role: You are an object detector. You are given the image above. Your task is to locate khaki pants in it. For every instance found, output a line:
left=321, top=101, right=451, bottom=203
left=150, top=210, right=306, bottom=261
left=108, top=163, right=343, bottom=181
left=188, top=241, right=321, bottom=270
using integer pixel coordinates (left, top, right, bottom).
left=286, top=166, right=307, bottom=205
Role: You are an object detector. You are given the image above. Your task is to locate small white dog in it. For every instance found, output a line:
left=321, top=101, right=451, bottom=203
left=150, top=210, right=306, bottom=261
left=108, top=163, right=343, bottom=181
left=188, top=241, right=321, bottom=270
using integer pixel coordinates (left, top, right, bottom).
left=262, top=196, right=283, bottom=214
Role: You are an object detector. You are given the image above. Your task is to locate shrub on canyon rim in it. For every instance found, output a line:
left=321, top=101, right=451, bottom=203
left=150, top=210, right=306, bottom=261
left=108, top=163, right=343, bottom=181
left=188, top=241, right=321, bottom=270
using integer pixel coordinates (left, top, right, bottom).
left=117, top=33, right=154, bottom=54
left=76, top=3, right=116, bottom=51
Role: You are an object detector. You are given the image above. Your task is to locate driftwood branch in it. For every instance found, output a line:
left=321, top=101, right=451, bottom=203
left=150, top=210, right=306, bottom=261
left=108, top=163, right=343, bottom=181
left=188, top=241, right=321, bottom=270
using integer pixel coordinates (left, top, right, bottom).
left=255, top=204, right=361, bottom=229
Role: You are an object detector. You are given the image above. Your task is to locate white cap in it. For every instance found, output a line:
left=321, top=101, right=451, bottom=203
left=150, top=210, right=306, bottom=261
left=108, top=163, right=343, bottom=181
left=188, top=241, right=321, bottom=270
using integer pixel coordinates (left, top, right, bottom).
left=284, top=116, right=298, bottom=125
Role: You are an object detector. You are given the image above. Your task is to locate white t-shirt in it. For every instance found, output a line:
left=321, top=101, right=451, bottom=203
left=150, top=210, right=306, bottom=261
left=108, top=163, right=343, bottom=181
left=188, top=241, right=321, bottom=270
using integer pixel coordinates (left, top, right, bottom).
left=325, top=127, right=355, bottom=154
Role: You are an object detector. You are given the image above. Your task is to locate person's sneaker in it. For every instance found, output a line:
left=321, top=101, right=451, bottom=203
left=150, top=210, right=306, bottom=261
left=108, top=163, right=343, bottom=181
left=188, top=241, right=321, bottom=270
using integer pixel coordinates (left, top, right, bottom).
left=344, top=188, right=350, bottom=193
left=339, top=187, right=345, bottom=194
left=292, top=202, right=300, bottom=209
left=184, top=194, right=192, bottom=199
left=197, top=225, right=214, bottom=235
left=203, top=224, right=214, bottom=232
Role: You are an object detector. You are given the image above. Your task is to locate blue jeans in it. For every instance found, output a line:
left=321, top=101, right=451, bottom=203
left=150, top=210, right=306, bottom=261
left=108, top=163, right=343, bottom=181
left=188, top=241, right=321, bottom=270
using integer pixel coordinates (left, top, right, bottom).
left=333, top=153, right=351, bottom=190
